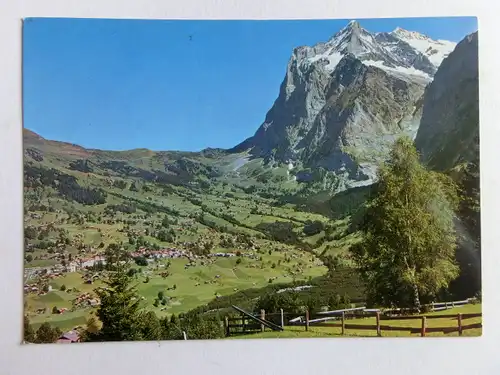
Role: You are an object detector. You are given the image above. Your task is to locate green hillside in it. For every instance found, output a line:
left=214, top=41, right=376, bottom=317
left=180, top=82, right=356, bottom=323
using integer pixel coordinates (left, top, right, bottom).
left=23, top=129, right=362, bottom=332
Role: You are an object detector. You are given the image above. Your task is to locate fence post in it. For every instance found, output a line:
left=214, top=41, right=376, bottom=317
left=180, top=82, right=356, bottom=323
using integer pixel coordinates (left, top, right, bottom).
left=341, top=312, right=345, bottom=336
left=242, top=314, right=246, bottom=333
left=280, top=308, right=284, bottom=328
left=458, top=313, right=463, bottom=336
left=452, top=301, right=455, bottom=308
left=224, top=316, right=229, bottom=337
left=260, top=309, right=265, bottom=332
left=305, top=310, right=309, bottom=332
left=376, top=311, right=381, bottom=337
left=421, top=316, right=427, bottom=337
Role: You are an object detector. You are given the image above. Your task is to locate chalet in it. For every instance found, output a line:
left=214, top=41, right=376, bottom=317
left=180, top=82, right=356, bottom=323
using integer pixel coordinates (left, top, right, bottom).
left=80, top=256, right=106, bottom=268
left=56, top=330, right=81, bottom=343
left=66, top=262, right=77, bottom=273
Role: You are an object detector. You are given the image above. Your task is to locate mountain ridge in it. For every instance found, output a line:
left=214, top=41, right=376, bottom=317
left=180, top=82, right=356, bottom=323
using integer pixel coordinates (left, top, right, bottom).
left=229, top=20, right=458, bottom=191
left=24, top=21, right=471, bottom=195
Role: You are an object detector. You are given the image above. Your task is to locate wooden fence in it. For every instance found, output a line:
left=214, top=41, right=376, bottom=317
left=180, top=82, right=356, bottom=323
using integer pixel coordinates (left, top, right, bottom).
left=224, top=299, right=481, bottom=337
left=290, top=310, right=482, bottom=337
left=225, top=306, right=284, bottom=336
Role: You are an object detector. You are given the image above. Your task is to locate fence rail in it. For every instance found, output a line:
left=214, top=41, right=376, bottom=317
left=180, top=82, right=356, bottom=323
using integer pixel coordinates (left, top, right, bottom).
left=224, top=299, right=481, bottom=337
left=380, top=312, right=482, bottom=321
left=290, top=311, right=482, bottom=337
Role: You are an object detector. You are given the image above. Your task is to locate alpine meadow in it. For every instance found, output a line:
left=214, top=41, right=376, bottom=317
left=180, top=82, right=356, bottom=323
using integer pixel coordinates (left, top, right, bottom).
left=22, top=17, right=481, bottom=343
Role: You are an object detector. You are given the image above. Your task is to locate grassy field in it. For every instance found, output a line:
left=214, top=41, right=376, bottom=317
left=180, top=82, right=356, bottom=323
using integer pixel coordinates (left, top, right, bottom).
left=25, top=247, right=328, bottom=331
left=228, top=304, right=482, bottom=339
left=22, top=135, right=372, bottom=335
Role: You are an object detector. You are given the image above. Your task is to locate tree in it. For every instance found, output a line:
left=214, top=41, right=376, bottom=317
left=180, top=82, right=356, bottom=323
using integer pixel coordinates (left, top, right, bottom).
left=328, top=294, right=342, bottom=310
left=24, top=316, right=35, bottom=343
left=139, top=311, right=162, bottom=341
left=34, top=322, right=62, bottom=343
left=60, top=284, right=66, bottom=291
left=52, top=306, right=59, bottom=314
left=86, top=316, right=100, bottom=334
left=127, top=268, right=138, bottom=277
left=134, top=256, right=148, bottom=267
left=448, top=160, right=481, bottom=299
left=303, top=220, right=324, bottom=236
left=161, top=216, right=170, bottom=228
left=25, top=226, right=37, bottom=240
left=157, top=230, right=170, bottom=242
left=87, top=259, right=143, bottom=341
left=104, top=243, right=129, bottom=270
left=160, top=314, right=183, bottom=340
left=351, top=137, right=460, bottom=311
left=158, top=291, right=165, bottom=300
left=25, top=254, right=33, bottom=263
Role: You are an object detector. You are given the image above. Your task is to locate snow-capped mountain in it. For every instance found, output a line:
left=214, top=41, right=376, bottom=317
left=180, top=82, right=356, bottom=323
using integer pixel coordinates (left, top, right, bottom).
left=231, top=20, right=459, bottom=192
left=296, top=20, right=455, bottom=83
left=390, top=27, right=457, bottom=68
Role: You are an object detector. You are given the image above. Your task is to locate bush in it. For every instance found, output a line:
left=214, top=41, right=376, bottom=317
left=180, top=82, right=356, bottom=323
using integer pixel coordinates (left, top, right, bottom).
left=60, top=284, right=66, bottom=291
left=303, top=220, right=324, bottom=236
left=134, top=256, right=148, bottom=266
left=34, top=322, right=62, bottom=343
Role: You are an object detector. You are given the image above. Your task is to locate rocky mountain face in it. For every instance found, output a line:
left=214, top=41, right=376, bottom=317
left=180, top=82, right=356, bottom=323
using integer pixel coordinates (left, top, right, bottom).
left=233, top=20, right=456, bottom=191
left=415, top=32, right=479, bottom=171
left=415, top=31, right=480, bottom=300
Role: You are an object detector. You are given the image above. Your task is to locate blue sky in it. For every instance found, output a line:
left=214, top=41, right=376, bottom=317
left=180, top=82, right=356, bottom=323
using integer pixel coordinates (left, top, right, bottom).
left=23, top=17, right=478, bottom=151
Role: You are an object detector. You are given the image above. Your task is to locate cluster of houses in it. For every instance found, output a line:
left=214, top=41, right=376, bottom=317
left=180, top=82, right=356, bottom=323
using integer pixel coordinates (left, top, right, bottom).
left=208, top=252, right=236, bottom=258
left=130, top=247, right=193, bottom=260
left=73, top=292, right=100, bottom=309
left=79, top=256, right=106, bottom=269
left=24, top=281, right=58, bottom=296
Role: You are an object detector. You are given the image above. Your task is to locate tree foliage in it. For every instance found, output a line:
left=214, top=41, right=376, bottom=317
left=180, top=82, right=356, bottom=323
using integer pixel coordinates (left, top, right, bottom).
left=34, top=322, right=62, bottom=343
left=448, top=160, right=481, bottom=299
left=24, top=164, right=106, bottom=205
left=87, top=255, right=143, bottom=341
left=139, top=311, right=162, bottom=341
left=24, top=316, right=35, bottom=343
left=351, top=137, right=460, bottom=310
